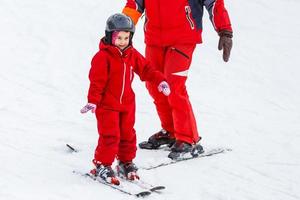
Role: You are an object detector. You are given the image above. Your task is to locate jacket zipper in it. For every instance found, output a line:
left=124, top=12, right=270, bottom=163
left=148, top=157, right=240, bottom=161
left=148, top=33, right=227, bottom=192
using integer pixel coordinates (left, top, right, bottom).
left=130, top=66, right=133, bottom=81
left=120, top=62, right=126, bottom=104
left=171, top=47, right=190, bottom=59
left=185, top=6, right=195, bottom=30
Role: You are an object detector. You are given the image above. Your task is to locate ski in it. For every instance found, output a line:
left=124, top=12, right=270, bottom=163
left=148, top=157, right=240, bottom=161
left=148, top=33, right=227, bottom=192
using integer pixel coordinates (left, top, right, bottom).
left=117, top=174, right=165, bottom=193
left=66, top=144, right=78, bottom=153
left=132, top=179, right=165, bottom=192
left=73, top=170, right=152, bottom=197
left=140, top=147, right=231, bottom=170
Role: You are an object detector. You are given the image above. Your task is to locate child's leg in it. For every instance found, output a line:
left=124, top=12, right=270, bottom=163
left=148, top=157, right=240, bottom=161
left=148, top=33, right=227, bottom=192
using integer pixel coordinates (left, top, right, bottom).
left=94, top=108, right=120, bottom=166
left=117, top=103, right=137, bottom=163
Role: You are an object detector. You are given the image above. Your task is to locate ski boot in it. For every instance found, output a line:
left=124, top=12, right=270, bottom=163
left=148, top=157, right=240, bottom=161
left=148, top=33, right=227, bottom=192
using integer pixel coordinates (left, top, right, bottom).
left=139, top=129, right=176, bottom=149
left=116, top=161, right=139, bottom=181
left=168, top=140, right=204, bottom=160
left=90, top=162, right=120, bottom=185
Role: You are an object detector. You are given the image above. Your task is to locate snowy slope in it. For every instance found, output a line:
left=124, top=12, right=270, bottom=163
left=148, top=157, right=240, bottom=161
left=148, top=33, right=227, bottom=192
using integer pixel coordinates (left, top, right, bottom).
left=1, top=0, right=300, bottom=199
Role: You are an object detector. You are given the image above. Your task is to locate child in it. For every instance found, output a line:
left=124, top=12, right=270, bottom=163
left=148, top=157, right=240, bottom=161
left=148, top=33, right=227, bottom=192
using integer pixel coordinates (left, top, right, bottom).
left=80, top=13, right=170, bottom=185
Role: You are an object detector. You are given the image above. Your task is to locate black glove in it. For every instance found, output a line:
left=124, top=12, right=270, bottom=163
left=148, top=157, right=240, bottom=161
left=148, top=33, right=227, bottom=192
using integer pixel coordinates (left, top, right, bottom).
left=218, top=30, right=233, bottom=62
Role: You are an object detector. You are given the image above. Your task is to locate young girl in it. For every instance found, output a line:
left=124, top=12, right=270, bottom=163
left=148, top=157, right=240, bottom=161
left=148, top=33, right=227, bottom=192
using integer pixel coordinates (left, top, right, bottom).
left=80, top=13, right=170, bottom=185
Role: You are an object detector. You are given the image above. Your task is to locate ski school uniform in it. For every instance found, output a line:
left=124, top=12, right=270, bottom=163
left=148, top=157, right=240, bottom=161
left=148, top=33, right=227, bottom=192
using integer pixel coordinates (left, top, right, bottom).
left=87, top=38, right=165, bottom=166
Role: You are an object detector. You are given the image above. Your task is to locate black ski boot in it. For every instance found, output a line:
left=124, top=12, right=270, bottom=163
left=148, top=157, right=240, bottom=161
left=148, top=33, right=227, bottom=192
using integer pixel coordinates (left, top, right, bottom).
left=90, top=164, right=120, bottom=185
left=116, top=161, right=139, bottom=180
left=139, top=129, right=176, bottom=149
left=168, top=140, right=204, bottom=160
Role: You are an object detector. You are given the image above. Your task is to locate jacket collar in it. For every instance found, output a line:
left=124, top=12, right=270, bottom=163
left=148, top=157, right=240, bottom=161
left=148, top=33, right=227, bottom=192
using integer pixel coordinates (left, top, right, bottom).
left=99, top=37, right=132, bottom=57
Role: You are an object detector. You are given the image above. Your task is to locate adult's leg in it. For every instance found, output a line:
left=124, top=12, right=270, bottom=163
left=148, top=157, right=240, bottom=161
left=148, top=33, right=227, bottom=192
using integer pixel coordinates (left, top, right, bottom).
left=145, top=45, right=174, bottom=135
left=164, top=44, right=200, bottom=144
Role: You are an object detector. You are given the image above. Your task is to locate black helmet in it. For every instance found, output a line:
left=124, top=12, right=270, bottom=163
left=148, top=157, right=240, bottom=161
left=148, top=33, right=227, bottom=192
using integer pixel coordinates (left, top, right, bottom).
left=105, top=13, right=135, bottom=44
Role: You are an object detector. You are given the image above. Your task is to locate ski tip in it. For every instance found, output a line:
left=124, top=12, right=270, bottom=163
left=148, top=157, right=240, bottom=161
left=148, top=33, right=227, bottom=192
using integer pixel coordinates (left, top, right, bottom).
left=225, top=147, right=233, bottom=152
left=150, top=186, right=166, bottom=191
left=66, top=144, right=78, bottom=152
left=135, top=191, right=151, bottom=197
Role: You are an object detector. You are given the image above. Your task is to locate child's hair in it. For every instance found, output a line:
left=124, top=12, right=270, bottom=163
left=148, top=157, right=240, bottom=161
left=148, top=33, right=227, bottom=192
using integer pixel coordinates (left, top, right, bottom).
left=105, top=13, right=135, bottom=44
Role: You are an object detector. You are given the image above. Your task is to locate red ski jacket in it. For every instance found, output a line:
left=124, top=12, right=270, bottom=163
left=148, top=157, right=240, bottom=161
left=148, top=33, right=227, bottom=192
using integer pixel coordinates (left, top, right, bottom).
left=123, top=0, right=232, bottom=46
left=87, top=39, right=165, bottom=110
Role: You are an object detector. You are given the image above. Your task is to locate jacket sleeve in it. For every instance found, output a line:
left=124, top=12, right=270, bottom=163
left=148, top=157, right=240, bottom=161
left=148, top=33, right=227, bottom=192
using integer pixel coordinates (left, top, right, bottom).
left=87, top=52, right=109, bottom=104
left=132, top=49, right=165, bottom=85
left=203, top=0, right=233, bottom=33
left=122, top=0, right=144, bottom=25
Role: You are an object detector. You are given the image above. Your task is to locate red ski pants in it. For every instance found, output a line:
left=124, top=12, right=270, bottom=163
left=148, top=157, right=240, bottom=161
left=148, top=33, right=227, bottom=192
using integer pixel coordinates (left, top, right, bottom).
left=145, top=44, right=200, bottom=144
left=93, top=104, right=137, bottom=166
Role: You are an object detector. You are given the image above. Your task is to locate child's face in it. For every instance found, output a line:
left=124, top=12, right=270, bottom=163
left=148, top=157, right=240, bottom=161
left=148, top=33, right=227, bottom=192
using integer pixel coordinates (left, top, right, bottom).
left=112, top=31, right=131, bottom=50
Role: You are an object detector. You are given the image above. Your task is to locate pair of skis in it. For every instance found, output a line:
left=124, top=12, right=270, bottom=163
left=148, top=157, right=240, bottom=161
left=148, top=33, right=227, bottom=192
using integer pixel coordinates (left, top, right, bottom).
left=69, top=144, right=231, bottom=197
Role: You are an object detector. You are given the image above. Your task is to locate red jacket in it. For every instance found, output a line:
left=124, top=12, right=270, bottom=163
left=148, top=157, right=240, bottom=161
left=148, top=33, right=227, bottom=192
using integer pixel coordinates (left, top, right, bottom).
left=123, top=0, right=232, bottom=46
left=87, top=39, right=165, bottom=110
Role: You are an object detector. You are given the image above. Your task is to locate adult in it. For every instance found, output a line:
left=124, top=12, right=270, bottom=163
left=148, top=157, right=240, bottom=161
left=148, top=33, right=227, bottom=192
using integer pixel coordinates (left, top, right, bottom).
left=123, top=0, right=233, bottom=159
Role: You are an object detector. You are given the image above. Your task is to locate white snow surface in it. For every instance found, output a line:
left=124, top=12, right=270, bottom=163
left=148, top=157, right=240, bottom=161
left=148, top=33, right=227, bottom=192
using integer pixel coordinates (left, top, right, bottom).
left=1, top=0, right=300, bottom=199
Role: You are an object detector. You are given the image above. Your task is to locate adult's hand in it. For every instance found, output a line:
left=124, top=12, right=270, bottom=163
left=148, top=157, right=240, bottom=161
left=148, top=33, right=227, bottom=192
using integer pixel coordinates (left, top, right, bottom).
left=218, top=30, right=233, bottom=62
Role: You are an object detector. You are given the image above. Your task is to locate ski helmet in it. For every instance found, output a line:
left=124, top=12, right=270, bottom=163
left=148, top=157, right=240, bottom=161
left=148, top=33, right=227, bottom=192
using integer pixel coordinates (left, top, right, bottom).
left=105, top=13, right=135, bottom=44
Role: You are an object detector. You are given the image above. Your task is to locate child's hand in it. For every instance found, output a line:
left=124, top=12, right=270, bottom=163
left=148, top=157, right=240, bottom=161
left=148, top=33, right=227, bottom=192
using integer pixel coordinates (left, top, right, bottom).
left=158, top=81, right=171, bottom=96
left=80, top=103, right=97, bottom=114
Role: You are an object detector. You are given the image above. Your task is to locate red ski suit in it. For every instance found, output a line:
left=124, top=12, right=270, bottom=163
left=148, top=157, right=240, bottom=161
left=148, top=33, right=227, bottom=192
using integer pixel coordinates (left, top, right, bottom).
left=123, top=0, right=232, bottom=144
left=87, top=39, right=165, bottom=165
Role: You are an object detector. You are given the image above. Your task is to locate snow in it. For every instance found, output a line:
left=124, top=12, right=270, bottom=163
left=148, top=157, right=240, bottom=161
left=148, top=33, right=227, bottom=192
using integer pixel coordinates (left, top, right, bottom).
left=1, top=0, right=300, bottom=199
